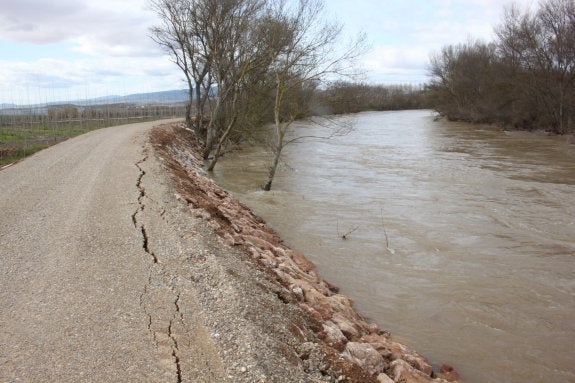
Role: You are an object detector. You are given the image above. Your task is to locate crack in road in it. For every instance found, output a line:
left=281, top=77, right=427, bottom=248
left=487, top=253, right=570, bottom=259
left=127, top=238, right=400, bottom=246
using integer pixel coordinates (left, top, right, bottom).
left=0, top=119, right=236, bottom=382
left=168, top=293, right=183, bottom=383
left=139, top=274, right=158, bottom=349
left=135, top=155, right=184, bottom=382
left=134, top=156, right=158, bottom=264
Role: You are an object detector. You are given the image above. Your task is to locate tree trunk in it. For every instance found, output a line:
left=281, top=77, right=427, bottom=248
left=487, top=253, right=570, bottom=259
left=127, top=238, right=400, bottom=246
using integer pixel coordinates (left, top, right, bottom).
left=264, top=75, right=285, bottom=191
left=559, top=85, right=565, bottom=134
left=184, top=74, right=194, bottom=127
left=194, top=82, right=203, bottom=138
left=203, top=95, right=221, bottom=160
left=207, top=85, right=242, bottom=171
left=207, top=114, right=238, bottom=171
left=185, top=101, right=193, bottom=127
left=263, top=143, right=282, bottom=191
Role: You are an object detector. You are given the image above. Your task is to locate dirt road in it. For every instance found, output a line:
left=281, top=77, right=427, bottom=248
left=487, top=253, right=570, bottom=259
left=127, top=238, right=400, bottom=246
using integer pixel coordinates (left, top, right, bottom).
left=0, top=120, right=227, bottom=382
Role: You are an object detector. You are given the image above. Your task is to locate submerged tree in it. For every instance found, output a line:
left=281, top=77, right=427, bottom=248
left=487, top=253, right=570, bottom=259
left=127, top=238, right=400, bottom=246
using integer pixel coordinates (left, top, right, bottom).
left=429, top=0, right=575, bottom=133
left=261, top=0, right=365, bottom=191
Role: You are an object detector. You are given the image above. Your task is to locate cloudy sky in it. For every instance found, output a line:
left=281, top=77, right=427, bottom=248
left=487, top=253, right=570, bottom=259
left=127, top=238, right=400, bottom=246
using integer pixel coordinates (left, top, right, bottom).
left=0, top=0, right=536, bottom=104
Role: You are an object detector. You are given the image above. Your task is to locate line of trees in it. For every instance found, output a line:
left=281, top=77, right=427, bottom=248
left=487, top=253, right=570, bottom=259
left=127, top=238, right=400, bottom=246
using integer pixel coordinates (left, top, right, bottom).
left=150, top=0, right=365, bottom=190
left=429, top=0, right=575, bottom=134
left=317, top=82, right=430, bottom=115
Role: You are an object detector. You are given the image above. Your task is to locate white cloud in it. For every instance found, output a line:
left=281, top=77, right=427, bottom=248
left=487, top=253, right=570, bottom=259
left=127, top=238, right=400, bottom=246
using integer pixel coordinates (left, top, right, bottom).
left=0, top=0, right=551, bottom=103
left=0, top=0, right=87, bottom=43
left=0, top=0, right=182, bottom=102
left=0, top=55, right=184, bottom=103
left=360, top=45, right=431, bottom=84
left=70, top=35, right=160, bottom=58
left=364, top=46, right=429, bottom=71
left=351, top=0, right=542, bottom=84
left=0, top=0, right=160, bottom=56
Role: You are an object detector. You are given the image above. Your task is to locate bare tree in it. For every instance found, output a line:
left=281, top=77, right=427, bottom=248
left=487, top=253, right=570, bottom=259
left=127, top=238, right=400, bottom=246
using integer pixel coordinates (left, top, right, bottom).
left=199, top=0, right=273, bottom=163
left=150, top=0, right=212, bottom=133
left=495, top=0, right=575, bottom=132
left=537, top=0, right=575, bottom=132
left=430, top=0, right=575, bottom=133
left=262, top=0, right=365, bottom=191
left=150, top=0, right=364, bottom=180
left=151, top=0, right=273, bottom=152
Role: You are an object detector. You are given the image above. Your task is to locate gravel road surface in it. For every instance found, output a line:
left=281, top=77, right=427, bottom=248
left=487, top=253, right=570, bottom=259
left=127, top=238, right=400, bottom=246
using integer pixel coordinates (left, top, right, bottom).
left=0, top=120, right=226, bottom=382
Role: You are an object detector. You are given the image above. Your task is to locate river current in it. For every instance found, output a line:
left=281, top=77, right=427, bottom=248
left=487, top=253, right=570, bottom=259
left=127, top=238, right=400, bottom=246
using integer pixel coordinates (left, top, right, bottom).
left=211, top=110, right=575, bottom=383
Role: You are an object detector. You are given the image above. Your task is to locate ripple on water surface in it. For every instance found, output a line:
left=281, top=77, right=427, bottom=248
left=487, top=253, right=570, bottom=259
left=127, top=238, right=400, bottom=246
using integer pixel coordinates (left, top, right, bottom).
left=212, top=110, right=575, bottom=383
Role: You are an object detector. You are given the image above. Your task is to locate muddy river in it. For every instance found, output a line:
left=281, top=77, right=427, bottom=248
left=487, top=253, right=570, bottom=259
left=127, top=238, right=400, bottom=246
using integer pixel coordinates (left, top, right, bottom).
left=211, top=110, right=575, bottom=383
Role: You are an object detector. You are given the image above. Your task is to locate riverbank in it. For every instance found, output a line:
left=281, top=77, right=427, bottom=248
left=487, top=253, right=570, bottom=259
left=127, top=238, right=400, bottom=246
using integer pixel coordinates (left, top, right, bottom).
left=149, top=122, right=461, bottom=383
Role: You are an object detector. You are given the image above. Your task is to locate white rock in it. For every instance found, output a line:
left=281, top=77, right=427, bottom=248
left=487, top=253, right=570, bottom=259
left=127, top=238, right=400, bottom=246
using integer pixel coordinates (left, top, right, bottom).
left=343, top=342, right=387, bottom=376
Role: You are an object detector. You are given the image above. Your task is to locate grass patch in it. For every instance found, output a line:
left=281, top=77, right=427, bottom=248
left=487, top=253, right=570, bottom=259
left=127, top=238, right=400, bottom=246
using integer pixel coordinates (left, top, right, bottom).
left=0, top=116, right=174, bottom=167
left=0, top=144, right=54, bottom=167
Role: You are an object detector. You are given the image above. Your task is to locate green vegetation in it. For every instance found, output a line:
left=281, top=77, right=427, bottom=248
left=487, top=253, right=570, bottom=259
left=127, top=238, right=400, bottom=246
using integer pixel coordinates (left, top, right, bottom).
left=0, top=104, right=185, bottom=167
left=429, top=0, right=575, bottom=134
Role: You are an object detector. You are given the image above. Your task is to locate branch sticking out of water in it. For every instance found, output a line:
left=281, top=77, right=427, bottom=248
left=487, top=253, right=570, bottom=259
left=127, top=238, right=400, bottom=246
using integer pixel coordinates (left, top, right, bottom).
left=337, top=218, right=359, bottom=240
left=381, top=208, right=395, bottom=254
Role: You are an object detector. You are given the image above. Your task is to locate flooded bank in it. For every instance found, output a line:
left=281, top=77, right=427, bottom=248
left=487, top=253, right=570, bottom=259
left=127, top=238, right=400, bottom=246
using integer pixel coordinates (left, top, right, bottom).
left=211, top=110, right=575, bottom=383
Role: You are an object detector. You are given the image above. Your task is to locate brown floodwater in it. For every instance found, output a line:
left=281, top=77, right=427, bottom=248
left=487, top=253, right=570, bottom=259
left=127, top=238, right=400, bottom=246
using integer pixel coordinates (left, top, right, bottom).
left=211, top=110, right=575, bottom=383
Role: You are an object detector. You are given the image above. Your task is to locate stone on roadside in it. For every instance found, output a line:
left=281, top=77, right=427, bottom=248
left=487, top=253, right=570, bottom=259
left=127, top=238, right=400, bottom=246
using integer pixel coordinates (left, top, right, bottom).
left=331, top=313, right=360, bottom=340
left=292, top=285, right=305, bottom=302
left=403, top=353, right=434, bottom=376
left=322, top=321, right=348, bottom=351
left=343, top=342, right=387, bottom=376
left=389, top=359, right=450, bottom=383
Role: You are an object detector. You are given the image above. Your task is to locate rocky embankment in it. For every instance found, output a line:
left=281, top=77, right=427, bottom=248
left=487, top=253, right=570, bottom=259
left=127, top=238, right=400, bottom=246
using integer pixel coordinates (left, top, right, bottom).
left=150, top=123, right=461, bottom=383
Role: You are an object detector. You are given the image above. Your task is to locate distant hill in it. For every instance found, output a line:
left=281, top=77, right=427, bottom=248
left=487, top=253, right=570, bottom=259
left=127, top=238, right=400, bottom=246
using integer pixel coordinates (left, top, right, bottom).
left=88, top=89, right=190, bottom=105
left=0, top=89, right=190, bottom=113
